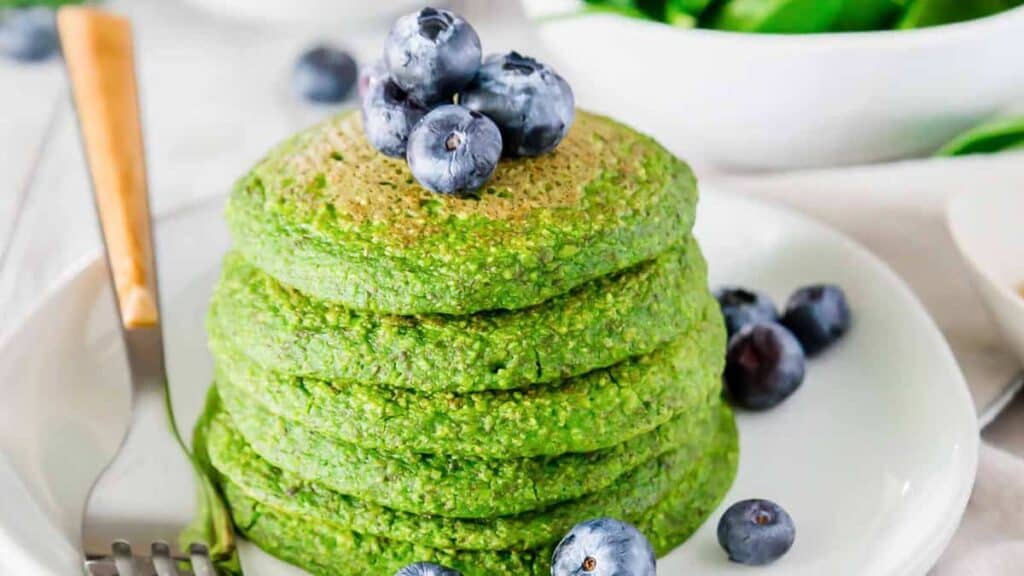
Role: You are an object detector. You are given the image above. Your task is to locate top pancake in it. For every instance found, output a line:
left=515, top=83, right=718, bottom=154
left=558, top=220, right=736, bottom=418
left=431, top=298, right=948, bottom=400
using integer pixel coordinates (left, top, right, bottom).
left=227, top=110, right=698, bottom=315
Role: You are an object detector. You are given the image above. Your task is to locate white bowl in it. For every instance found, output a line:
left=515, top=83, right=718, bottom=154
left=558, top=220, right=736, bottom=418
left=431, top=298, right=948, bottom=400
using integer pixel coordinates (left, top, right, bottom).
left=947, top=184, right=1024, bottom=369
left=525, top=1, right=1024, bottom=171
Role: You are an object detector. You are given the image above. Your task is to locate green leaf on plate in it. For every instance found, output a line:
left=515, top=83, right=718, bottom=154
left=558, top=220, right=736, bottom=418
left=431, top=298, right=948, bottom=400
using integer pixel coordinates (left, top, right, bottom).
left=897, top=0, right=1024, bottom=29
left=180, top=386, right=240, bottom=574
left=709, top=0, right=846, bottom=33
left=937, top=117, right=1024, bottom=156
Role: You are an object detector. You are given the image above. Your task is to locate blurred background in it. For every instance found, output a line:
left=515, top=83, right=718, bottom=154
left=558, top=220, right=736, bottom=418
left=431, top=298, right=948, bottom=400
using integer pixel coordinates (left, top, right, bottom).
left=2, top=0, right=1024, bottom=574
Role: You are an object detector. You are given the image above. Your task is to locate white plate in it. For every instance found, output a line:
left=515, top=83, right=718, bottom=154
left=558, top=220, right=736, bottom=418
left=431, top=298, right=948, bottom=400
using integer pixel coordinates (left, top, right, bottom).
left=0, top=190, right=977, bottom=575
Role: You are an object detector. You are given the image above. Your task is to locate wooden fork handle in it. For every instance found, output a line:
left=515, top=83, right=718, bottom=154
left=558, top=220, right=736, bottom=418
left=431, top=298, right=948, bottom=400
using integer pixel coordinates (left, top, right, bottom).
left=59, top=7, right=158, bottom=329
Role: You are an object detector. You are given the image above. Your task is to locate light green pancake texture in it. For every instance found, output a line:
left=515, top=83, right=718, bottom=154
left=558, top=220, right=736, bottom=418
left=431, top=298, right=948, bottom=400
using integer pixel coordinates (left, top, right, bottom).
left=208, top=236, right=713, bottom=393
left=203, top=392, right=737, bottom=552
left=226, top=110, right=698, bottom=315
left=210, top=299, right=725, bottom=458
left=214, top=384, right=722, bottom=518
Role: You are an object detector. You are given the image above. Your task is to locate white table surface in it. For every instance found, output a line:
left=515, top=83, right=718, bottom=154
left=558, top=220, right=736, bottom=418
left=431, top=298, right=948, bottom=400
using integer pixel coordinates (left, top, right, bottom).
left=1, top=0, right=1022, bottom=574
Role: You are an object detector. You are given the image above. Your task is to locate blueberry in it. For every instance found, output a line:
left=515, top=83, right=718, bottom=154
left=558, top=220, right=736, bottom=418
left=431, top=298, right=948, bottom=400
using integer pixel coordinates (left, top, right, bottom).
left=717, top=499, right=795, bottom=566
left=551, top=517, right=655, bottom=576
left=292, top=44, right=358, bottom=104
left=0, top=8, right=58, bottom=63
left=406, top=105, right=502, bottom=195
left=384, top=7, right=481, bottom=105
left=394, top=562, right=461, bottom=576
left=782, top=284, right=851, bottom=356
left=359, top=59, right=388, bottom=101
left=715, top=286, right=779, bottom=339
left=460, top=51, right=575, bottom=157
left=724, top=322, right=805, bottom=410
left=361, top=72, right=428, bottom=158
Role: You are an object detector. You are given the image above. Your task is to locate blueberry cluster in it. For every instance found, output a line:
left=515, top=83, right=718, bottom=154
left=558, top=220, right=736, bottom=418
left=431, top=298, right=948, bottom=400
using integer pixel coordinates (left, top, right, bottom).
left=361, top=7, right=575, bottom=195
left=716, top=284, right=851, bottom=412
left=710, top=283, right=850, bottom=567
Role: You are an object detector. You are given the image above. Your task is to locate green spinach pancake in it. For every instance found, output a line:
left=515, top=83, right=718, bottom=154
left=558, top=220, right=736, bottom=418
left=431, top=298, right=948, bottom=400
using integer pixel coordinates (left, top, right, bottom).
left=208, top=236, right=713, bottom=393
left=202, top=395, right=737, bottom=553
left=202, top=97, right=736, bottom=575
left=217, top=429, right=735, bottom=576
left=209, top=299, right=725, bottom=458
left=226, top=110, right=698, bottom=315
left=211, top=386, right=723, bottom=518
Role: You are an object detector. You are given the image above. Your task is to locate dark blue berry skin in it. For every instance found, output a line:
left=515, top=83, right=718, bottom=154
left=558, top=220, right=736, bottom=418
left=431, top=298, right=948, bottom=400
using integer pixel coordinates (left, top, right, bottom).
left=460, top=51, right=575, bottom=157
left=384, top=7, right=481, bottom=105
left=782, top=284, right=851, bottom=356
left=292, top=44, right=358, bottom=104
left=394, top=562, right=461, bottom=576
left=715, top=286, right=779, bottom=339
left=551, top=517, right=655, bottom=576
left=359, top=59, right=388, bottom=101
left=406, top=105, right=502, bottom=195
left=361, top=70, right=428, bottom=158
left=724, top=322, right=806, bottom=411
left=0, top=8, right=58, bottom=63
left=718, top=499, right=795, bottom=566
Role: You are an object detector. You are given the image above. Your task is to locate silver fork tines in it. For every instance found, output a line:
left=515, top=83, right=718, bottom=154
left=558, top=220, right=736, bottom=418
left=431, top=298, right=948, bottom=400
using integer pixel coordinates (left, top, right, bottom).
left=84, top=541, right=216, bottom=576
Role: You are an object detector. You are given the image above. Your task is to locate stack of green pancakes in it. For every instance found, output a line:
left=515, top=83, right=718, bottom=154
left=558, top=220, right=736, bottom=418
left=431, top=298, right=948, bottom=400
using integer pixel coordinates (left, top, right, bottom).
left=196, top=109, right=738, bottom=575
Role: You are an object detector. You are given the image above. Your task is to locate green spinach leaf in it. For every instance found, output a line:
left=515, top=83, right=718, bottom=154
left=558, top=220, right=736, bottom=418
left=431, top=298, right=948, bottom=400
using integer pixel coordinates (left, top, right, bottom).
left=897, top=0, right=1024, bottom=29
left=709, top=0, right=845, bottom=33
left=833, top=0, right=906, bottom=30
left=937, top=117, right=1024, bottom=156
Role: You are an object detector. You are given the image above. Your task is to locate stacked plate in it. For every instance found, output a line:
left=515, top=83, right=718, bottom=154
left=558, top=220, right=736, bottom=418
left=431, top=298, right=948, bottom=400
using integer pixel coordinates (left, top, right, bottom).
left=196, top=109, right=737, bottom=574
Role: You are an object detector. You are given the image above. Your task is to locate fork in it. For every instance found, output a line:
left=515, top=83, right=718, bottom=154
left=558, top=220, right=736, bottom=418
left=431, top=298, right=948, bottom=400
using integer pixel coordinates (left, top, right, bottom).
left=57, top=7, right=235, bottom=575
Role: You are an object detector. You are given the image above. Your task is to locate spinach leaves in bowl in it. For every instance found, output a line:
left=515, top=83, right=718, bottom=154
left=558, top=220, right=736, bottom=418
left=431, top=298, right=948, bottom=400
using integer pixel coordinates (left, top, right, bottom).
left=581, top=0, right=1024, bottom=32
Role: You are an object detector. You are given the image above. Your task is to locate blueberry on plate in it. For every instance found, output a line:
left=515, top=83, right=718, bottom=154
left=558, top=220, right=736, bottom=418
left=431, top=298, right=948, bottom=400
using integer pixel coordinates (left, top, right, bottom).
left=361, top=73, right=428, bottom=158
left=717, top=499, right=795, bottom=566
left=460, top=51, right=575, bottom=157
left=384, top=6, right=481, bottom=105
left=292, top=44, right=358, bottom=104
left=782, top=284, right=851, bottom=356
left=406, top=105, right=502, bottom=195
left=0, top=8, right=58, bottom=63
left=724, top=322, right=805, bottom=410
left=715, top=286, right=779, bottom=339
left=394, top=562, right=461, bottom=576
left=551, top=517, right=655, bottom=576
